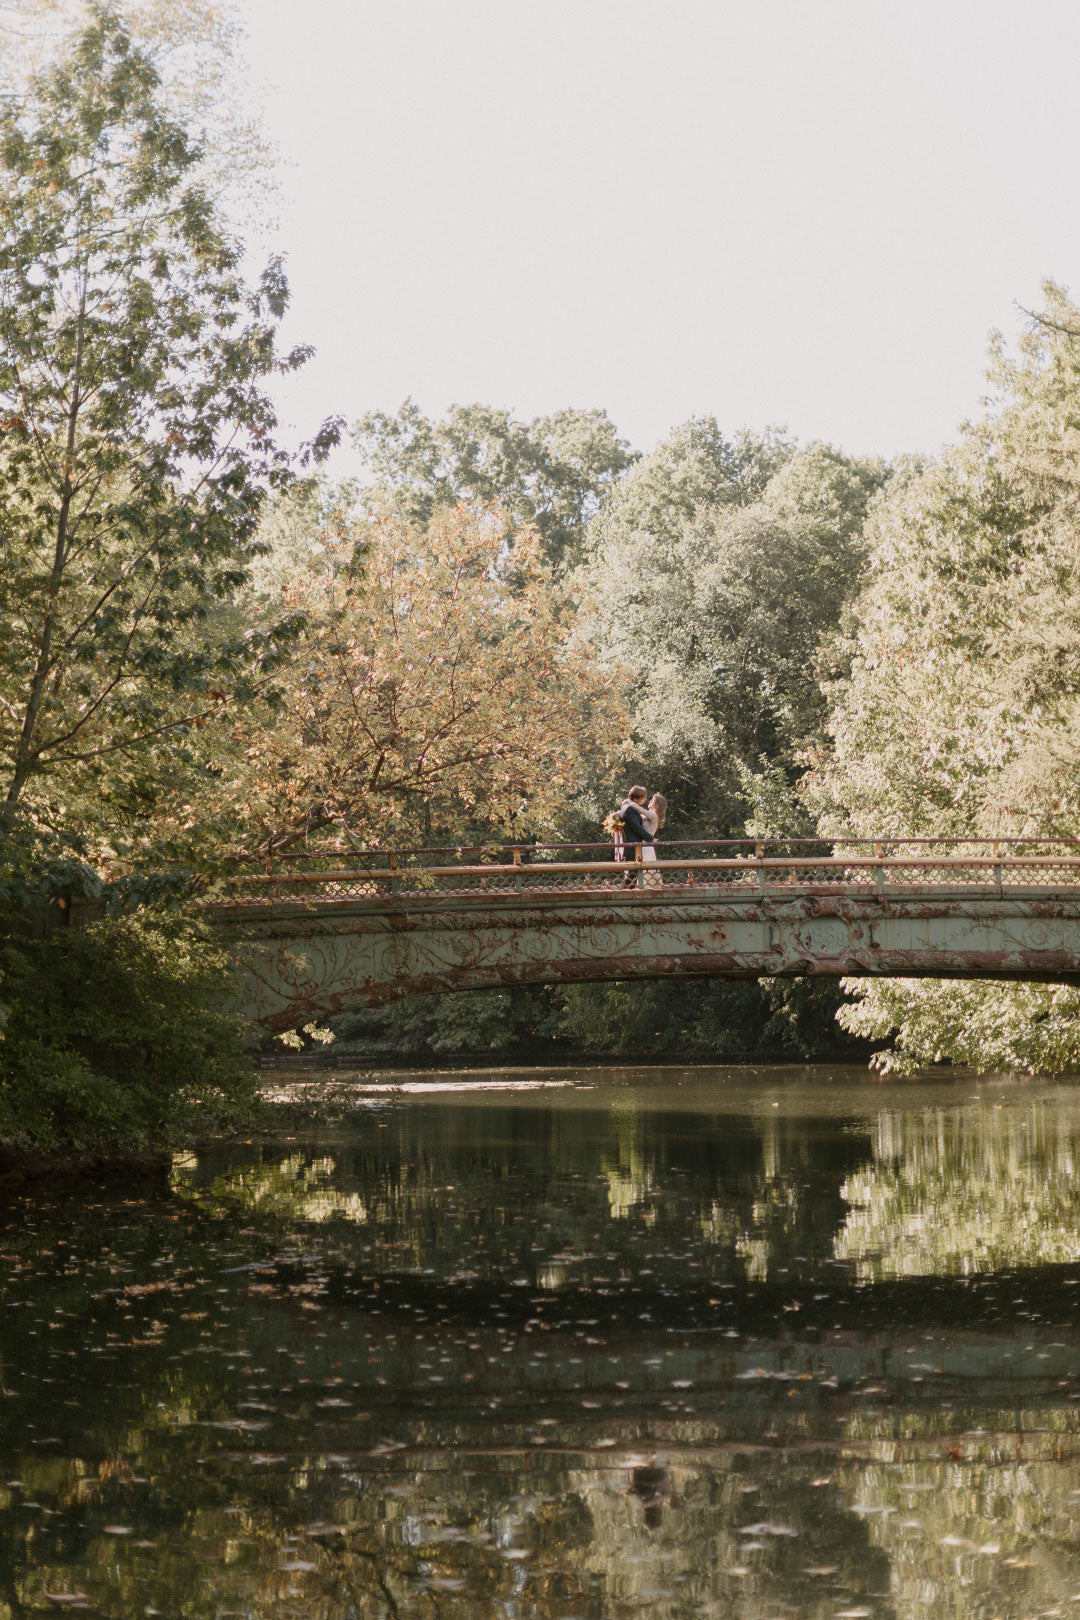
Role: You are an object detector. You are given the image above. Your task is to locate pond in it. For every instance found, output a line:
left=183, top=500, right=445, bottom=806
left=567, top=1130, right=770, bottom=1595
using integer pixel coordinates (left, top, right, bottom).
left=4, top=1064, right=1080, bottom=1618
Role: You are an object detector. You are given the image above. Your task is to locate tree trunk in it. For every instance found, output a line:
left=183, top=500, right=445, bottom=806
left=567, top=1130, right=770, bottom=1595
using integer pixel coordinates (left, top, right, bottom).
left=1, top=290, right=85, bottom=830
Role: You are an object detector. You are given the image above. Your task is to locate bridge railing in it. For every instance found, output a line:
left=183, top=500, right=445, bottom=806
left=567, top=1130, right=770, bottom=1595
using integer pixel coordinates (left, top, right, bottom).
left=210, top=839, right=1080, bottom=906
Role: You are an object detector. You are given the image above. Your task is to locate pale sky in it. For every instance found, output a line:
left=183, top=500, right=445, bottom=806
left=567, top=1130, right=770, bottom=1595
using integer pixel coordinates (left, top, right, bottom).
left=234, top=0, right=1080, bottom=467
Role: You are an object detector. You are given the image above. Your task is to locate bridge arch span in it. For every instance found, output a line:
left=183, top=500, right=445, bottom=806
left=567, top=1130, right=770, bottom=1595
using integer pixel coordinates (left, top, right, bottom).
left=207, top=844, right=1080, bottom=1031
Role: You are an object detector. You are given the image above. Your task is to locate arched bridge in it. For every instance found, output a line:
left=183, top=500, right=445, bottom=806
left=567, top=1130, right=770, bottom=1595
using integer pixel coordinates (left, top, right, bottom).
left=206, top=840, right=1080, bottom=1032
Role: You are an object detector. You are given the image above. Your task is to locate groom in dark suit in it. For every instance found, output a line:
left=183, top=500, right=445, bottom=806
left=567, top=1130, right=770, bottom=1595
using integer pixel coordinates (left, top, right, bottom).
left=619, top=785, right=654, bottom=876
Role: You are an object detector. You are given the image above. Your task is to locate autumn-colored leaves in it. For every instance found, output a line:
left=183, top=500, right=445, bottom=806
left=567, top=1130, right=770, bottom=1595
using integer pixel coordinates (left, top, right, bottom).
left=229, top=504, right=629, bottom=853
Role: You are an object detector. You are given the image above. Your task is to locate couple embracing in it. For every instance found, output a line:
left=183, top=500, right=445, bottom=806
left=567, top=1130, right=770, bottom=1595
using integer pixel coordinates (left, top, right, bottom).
left=613, top=784, right=667, bottom=886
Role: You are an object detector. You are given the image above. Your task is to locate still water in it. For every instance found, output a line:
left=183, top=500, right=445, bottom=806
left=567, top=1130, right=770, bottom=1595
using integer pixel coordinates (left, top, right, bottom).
left=4, top=1066, right=1080, bottom=1618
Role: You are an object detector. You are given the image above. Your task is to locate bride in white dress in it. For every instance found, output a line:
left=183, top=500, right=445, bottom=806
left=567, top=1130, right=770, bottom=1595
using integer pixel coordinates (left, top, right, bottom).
left=640, top=793, right=666, bottom=887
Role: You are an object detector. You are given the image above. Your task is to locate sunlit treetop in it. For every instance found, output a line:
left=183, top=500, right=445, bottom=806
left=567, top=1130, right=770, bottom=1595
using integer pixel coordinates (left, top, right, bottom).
left=0, top=0, right=275, bottom=234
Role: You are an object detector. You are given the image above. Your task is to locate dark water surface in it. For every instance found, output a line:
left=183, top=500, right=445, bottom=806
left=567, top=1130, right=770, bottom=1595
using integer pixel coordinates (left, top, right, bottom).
left=5, top=1066, right=1080, bottom=1618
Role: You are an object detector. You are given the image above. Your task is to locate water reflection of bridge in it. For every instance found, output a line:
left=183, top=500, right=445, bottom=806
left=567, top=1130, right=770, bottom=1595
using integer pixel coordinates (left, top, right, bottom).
left=258, top=1255, right=1080, bottom=1397
left=206, top=839, right=1080, bottom=1030
left=158, top=1079, right=1080, bottom=1618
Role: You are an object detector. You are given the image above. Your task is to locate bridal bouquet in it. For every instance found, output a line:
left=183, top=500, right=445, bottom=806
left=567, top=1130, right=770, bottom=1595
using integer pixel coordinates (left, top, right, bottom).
left=602, top=809, right=626, bottom=838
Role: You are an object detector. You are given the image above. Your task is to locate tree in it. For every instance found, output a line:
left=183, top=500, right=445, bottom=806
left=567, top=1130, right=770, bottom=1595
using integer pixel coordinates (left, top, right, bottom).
left=0, top=9, right=334, bottom=863
left=0, top=0, right=273, bottom=229
left=805, top=451, right=1034, bottom=840
left=577, top=422, right=886, bottom=834
left=809, top=282, right=1080, bottom=1073
left=226, top=503, right=630, bottom=853
left=353, top=399, right=636, bottom=572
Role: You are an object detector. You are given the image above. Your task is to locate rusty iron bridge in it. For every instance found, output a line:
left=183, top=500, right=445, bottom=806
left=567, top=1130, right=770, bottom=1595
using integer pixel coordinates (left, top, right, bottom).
left=205, top=839, right=1080, bottom=1032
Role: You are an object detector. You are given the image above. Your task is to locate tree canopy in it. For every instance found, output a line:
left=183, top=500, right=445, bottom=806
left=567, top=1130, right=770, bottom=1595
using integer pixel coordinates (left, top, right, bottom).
left=809, top=283, right=1080, bottom=1072
left=226, top=503, right=630, bottom=853
left=0, top=0, right=273, bottom=227
left=0, top=8, right=333, bottom=870
left=354, top=399, right=635, bottom=573
left=576, top=422, right=887, bottom=834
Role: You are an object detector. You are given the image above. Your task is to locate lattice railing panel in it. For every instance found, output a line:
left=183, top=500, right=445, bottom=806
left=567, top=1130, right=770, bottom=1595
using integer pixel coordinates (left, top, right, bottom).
left=209, top=841, right=1080, bottom=907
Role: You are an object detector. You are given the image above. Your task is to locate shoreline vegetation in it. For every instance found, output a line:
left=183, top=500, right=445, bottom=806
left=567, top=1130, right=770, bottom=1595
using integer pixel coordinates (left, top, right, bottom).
left=6, top=8, right=1080, bottom=1163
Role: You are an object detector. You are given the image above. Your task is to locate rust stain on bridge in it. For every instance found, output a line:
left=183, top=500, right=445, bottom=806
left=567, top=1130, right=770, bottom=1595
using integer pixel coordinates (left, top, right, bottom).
left=206, top=841, right=1080, bottom=1031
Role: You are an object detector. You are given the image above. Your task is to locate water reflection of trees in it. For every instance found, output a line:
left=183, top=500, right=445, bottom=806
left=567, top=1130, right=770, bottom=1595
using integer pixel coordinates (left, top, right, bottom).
left=173, top=1092, right=1080, bottom=1289
left=838, top=1412, right=1080, bottom=1619
left=171, top=1100, right=870, bottom=1285
left=836, top=1098, right=1080, bottom=1277
left=8, top=1085, right=1080, bottom=1614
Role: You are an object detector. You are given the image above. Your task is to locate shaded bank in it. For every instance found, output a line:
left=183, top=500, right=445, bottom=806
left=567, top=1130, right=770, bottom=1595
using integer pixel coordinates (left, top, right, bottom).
left=323, top=976, right=868, bottom=1066
left=0, top=909, right=257, bottom=1155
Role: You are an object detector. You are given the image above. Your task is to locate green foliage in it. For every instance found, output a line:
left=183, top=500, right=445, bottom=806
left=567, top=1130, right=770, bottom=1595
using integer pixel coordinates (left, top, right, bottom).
left=329, top=986, right=561, bottom=1061
left=0, top=912, right=255, bottom=1149
left=583, top=417, right=794, bottom=550
left=334, top=411, right=886, bottom=1065
left=558, top=976, right=862, bottom=1062
left=576, top=426, right=888, bottom=836
left=805, top=451, right=1035, bottom=839
left=811, top=283, right=1080, bottom=1073
left=836, top=976, right=1080, bottom=1078
left=0, top=8, right=335, bottom=863
left=327, top=976, right=861, bottom=1065
left=0, top=0, right=275, bottom=231
left=245, top=476, right=366, bottom=607
left=353, top=398, right=635, bottom=572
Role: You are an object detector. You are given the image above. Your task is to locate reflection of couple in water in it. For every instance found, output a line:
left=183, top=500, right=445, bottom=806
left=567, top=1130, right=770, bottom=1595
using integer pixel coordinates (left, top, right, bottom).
left=613, top=784, right=667, bottom=886
left=630, top=1458, right=673, bottom=1530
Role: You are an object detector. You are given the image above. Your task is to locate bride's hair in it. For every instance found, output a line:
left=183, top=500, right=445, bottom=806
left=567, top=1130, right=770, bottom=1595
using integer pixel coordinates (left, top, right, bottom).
left=649, top=792, right=667, bottom=830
